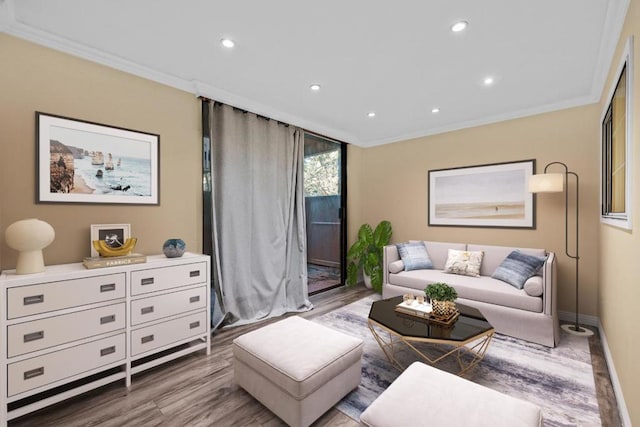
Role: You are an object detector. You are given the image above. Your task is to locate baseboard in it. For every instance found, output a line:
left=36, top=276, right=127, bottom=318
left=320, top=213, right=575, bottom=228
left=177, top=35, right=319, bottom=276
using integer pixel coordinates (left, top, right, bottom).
left=597, top=322, right=632, bottom=427
left=559, top=311, right=631, bottom=425
left=558, top=310, right=599, bottom=327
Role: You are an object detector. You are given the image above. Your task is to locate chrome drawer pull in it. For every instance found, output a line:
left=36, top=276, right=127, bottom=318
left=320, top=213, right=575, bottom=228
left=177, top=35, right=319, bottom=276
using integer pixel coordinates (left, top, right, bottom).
left=23, top=331, right=44, bottom=343
left=189, top=321, right=200, bottom=329
left=141, top=278, right=154, bottom=286
left=141, top=334, right=154, bottom=344
left=100, top=283, right=116, bottom=292
left=141, top=306, right=154, bottom=315
left=189, top=295, right=200, bottom=303
left=23, top=295, right=44, bottom=305
left=100, top=314, right=116, bottom=324
left=189, top=270, right=200, bottom=277
left=24, top=367, right=44, bottom=380
left=100, top=346, right=116, bottom=357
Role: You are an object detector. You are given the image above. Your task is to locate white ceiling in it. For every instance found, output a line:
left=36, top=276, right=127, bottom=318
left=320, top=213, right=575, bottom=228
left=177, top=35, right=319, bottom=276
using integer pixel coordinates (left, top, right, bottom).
left=0, top=0, right=629, bottom=147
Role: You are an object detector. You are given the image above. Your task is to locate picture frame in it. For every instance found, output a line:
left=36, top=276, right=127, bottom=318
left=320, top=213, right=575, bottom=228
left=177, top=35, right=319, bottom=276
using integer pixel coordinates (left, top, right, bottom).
left=36, top=112, right=160, bottom=205
left=428, top=160, right=535, bottom=229
left=90, top=224, right=131, bottom=257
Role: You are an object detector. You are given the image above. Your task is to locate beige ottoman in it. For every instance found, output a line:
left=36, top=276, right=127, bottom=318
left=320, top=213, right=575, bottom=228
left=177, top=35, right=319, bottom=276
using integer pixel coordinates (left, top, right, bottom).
left=233, top=316, right=363, bottom=427
left=360, top=362, right=543, bottom=427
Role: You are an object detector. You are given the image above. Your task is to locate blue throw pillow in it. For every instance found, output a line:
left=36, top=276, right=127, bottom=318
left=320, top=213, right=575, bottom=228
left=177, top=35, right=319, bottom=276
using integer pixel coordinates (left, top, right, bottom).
left=396, top=242, right=433, bottom=271
left=492, top=251, right=547, bottom=289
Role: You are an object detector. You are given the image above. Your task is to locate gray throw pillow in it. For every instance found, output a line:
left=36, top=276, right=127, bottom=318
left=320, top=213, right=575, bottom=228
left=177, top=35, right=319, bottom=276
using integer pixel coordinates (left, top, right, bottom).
left=492, top=251, right=547, bottom=289
left=396, top=242, right=433, bottom=271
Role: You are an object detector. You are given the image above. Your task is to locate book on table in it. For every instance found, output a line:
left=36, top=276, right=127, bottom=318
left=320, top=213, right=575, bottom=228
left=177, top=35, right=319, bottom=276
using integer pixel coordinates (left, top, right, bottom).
left=83, top=253, right=147, bottom=269
left=394, top=300, right=433, bottom=318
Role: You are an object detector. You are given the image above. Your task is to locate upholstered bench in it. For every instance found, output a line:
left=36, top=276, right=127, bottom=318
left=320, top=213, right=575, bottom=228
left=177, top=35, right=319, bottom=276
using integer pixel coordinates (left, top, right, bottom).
left=232, top=316, right=363, bottom=427
left=360, top=362, right=543, bottom=427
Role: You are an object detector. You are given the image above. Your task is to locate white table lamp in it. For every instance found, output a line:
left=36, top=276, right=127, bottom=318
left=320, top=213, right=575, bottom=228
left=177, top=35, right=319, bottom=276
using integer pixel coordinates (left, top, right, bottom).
left=5, top=219, right=55, bottom=274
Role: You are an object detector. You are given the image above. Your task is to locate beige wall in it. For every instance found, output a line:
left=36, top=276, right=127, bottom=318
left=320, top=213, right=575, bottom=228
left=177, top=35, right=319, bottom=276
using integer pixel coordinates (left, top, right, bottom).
left=0, top=34, right=203, bottom=269
left=598, top=0, right=640, bottom=424
left=348, top=104, right=601, bottom=318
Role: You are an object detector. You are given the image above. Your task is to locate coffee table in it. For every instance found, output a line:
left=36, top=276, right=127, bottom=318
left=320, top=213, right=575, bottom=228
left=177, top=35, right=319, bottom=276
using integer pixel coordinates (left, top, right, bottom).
left=367, top=296, right=494, bottom=375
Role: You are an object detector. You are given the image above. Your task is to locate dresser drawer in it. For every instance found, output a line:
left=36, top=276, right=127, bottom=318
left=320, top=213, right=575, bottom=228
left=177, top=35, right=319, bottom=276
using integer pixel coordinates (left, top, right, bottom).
left=8, top=333, right=126, bottom=396
left=6, top=274, right=125, bottom=319
left=131, top=286, right=206, bottom=326
left=131, top=311, right=206, bottom=356
left=130, top=262, right=206, bottom=296
left=7, top=303, right=126, bottom=358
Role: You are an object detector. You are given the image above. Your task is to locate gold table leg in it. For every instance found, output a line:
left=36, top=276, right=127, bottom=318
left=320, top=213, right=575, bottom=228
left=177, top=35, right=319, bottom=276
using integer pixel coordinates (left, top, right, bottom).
left=368, top=319, right=494, bottom=375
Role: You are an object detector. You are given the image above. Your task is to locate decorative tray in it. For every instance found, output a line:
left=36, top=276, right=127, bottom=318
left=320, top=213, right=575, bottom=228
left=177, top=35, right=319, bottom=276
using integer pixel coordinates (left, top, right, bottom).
left=394, top=301, right=460, bottom=327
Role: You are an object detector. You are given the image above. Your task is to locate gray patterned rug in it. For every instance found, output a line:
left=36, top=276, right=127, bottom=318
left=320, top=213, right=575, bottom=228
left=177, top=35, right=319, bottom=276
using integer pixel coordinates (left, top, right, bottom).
left=314, top=295, right=601, bottom=426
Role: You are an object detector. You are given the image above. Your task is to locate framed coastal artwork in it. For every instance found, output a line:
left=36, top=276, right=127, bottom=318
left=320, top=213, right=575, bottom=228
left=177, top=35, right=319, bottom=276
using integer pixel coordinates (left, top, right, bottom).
left=36, top=112, right=160, bottom=205
left=428, top=159, right=535, bottom=229
left=90, top=223, right=131, bottom=257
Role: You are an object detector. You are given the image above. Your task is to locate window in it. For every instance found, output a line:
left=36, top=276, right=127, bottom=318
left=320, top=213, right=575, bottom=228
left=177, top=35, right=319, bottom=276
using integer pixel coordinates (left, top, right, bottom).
left=601, top=37, right=633, bottom=229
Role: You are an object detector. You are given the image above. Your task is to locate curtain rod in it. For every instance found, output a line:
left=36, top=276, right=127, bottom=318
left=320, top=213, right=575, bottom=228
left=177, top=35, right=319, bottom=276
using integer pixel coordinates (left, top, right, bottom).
left=198, top=96, right=349, bottom=145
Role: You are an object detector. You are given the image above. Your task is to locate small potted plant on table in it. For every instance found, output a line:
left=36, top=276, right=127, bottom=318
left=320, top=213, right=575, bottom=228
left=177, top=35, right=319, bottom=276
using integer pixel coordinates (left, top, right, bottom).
left=424, top=282, right=458, bottom=318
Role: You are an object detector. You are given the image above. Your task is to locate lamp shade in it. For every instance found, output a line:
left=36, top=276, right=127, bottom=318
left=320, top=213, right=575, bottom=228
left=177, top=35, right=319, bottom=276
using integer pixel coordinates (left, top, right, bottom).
left=528, top=173, right=563, bottom=193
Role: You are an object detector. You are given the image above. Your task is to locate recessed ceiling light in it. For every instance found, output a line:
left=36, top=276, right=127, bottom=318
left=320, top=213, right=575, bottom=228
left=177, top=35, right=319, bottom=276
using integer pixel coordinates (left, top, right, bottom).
left=367, top=112, right=376, bottom=118
left=451, top=21, right=468, bottom=32
left=431, top=107, right=440, bottom=114
left=221, top=38, right=235, bottom=48
left=483, top=76, right=495, bottom=86
left=310, top=84, right=321, bottom=91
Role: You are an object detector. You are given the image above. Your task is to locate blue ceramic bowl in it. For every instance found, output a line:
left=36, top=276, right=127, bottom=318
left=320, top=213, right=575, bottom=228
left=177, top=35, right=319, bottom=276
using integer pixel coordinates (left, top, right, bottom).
left=163, top=238, right=186, bottom=258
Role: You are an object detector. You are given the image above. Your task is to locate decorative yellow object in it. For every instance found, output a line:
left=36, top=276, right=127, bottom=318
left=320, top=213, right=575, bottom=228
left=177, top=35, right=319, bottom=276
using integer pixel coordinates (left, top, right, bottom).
left=92, top=237, right=138, bottom=257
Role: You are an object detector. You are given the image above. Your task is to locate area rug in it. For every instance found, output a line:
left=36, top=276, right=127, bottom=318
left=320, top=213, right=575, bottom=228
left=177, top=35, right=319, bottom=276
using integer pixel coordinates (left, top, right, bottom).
left=313, top=295, right=601, bottom=426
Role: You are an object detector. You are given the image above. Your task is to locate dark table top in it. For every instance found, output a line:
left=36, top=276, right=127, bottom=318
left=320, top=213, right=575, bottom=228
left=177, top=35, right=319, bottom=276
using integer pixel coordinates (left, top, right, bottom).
left=368, top=296, right=494, bottom=342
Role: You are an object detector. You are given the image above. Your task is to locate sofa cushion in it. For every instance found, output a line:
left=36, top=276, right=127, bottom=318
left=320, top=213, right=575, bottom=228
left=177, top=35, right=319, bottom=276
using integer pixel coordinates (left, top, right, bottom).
left=523, top=276, right=544, bottom=297
left=388, top=260, right=404, bottom=274
left=467, top=244, right=546, bottom=277
left=444, top=249, right=483, bottom=277
left=388, top=269, right=542, bottom=312
left=412, top=241, right=466, bottom=270
left=492, top=251, right=547, bottom=289
left=396, top=242, right=433, bottom=271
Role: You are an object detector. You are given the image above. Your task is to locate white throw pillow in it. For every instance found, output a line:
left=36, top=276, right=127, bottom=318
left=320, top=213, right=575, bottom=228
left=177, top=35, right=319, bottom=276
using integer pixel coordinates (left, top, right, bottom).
left=388, top=260, right=405, bottom=274
left=443, top=249, right=484, bottom=277
left=523, top=276, right=544, bottom=297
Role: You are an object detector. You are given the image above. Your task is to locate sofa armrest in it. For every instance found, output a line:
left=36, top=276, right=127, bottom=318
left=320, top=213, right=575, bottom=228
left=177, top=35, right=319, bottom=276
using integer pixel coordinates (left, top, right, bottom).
left=383, top=244, right=400, bottom=286
left=542, top=251, right=556, bottom=316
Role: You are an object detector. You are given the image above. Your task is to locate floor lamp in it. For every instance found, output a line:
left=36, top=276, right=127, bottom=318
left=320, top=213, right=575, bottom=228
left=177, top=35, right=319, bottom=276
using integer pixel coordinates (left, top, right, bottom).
left=528, top=162, right=593, bottom=337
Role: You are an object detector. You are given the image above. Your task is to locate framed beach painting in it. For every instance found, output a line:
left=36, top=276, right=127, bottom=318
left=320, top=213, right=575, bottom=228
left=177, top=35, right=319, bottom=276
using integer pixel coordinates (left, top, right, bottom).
left=428, top=160, right=535, bottom=229
left=36, top=112, right=159, bottom=205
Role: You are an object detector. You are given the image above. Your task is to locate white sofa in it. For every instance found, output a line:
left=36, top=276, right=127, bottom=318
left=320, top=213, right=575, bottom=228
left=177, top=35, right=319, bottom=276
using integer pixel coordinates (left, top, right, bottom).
left=383, top=241, right=559, bottom=347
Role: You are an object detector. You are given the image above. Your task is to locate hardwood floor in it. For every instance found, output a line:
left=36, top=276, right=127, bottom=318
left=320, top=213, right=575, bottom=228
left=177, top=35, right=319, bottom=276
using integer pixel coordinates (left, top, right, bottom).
left=10, top=286, right=620, bottom=426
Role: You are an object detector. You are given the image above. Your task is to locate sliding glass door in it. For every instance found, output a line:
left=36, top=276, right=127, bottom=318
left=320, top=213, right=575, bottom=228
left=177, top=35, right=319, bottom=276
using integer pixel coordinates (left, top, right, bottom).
left=303, top=133, right=346, bottom=294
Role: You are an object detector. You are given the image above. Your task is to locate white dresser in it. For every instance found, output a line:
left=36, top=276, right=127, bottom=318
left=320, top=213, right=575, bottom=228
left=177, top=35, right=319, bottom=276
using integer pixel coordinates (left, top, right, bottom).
left=0, top=253, right=210, bottom=425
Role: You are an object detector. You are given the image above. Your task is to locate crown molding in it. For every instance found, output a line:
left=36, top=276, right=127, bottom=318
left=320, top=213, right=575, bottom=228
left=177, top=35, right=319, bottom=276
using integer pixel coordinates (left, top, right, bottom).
left=590, top=0, right=630, bottom=102
left=1, top=0, right=359, bottom=145
left=191, top=80, right=359, bottom=144
left=1, top=0, right=628, bottom=148
left=364, top=94, right=598, bottom=147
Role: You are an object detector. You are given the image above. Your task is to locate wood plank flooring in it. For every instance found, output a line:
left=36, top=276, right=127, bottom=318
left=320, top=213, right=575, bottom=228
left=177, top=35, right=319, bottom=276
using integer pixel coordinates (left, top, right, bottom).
left=10, top=286, right=621, bottom=426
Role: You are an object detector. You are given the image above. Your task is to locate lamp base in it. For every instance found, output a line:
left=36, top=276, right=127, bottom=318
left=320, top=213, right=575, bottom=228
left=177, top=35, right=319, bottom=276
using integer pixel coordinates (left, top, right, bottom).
left=561, top=323, right=594, bottom=337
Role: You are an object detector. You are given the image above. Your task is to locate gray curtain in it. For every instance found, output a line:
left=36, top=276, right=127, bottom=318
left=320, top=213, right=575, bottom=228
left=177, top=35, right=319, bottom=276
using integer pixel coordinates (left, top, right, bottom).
left=208, top=103, right=311, bottom=326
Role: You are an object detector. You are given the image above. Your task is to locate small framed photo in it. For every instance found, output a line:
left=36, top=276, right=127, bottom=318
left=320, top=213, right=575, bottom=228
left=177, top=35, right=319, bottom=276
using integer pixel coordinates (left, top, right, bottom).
left=90, top=224, right=131, bottom=257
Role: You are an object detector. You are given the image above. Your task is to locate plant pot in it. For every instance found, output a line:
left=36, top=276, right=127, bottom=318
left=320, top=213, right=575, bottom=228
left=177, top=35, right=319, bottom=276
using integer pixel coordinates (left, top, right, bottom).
left=432, top=300, right=456, bottom=317
left=363, top=271, right=372, bottom=289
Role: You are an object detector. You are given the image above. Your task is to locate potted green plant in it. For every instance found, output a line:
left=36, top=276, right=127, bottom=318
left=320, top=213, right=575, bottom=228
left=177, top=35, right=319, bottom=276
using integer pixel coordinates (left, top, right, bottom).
left=424, top=282, right=458, bottom=317
left=346, top=220, right=392, bottom=293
